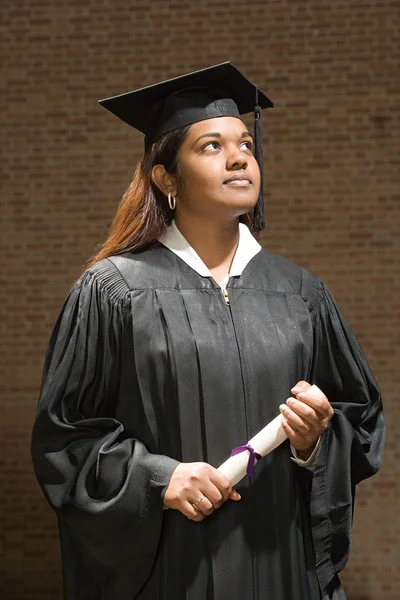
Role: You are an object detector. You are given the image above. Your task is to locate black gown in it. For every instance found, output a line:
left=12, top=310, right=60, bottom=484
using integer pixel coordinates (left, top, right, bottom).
left=31, top=243, right=385, bottom=600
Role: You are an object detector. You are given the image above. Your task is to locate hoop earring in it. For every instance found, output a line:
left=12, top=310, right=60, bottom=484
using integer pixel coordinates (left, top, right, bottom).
left=168, top=192, right=176, bottom=210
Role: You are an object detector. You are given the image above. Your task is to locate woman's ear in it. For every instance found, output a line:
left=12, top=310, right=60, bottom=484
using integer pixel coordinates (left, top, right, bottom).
left=151, top=164, right=177, bottom=197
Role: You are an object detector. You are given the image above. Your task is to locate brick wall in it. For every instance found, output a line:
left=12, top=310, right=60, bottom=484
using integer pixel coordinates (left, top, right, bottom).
left=1, top=1, right=398, bottom=598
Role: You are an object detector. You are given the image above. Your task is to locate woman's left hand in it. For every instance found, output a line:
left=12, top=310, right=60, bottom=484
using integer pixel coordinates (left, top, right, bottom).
left=279, top=380, right=334, bottom=460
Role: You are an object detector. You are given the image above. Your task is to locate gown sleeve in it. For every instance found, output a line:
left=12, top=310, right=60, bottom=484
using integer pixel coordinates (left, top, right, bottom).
left=30, top=260, right=180, bottom=595
left=298, top=274, right=385, bottom=595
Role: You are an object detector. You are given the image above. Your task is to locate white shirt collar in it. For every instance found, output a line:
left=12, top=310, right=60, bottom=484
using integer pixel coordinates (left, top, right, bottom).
left=158, top=219, right=262, bottom=287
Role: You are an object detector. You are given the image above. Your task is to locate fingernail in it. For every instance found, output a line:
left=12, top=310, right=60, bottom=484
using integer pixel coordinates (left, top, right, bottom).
left=292, top=386, right=301, bottom=393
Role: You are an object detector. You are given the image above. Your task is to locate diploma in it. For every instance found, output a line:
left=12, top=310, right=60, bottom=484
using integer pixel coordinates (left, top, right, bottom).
left=217, top=384, right=321, bottom=486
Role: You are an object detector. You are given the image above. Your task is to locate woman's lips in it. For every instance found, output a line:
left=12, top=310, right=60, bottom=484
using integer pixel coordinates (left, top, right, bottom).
left=224, top=180, right=251, bottom=186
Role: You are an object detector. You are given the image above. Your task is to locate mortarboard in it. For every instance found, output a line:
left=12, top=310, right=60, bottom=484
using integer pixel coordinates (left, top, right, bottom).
left=98, top=62, right=274, bottom=231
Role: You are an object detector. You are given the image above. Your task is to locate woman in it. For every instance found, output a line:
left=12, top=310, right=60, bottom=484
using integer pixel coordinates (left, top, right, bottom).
left=31, top=63, right=385, bottom=600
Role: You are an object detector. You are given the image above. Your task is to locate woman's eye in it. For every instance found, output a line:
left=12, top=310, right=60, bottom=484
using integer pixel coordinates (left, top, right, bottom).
left=202, top=141, right=220, bottom=151
left=201, top=140, right=254, bottom=152
left=241, top=141, right=254, bottom=152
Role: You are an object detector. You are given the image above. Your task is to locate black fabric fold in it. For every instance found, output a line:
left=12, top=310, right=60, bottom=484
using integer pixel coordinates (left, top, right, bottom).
left=299, top=275, right=385, bottom=593
left=31, top=263, right=180, bottom=599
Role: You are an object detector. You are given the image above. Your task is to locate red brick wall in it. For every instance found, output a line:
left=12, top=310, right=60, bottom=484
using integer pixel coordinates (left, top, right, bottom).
left=1, top=1, right=398, bottom=598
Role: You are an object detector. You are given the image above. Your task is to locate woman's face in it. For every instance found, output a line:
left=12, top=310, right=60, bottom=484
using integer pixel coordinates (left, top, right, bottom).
left=174, top=116, right=260, bottom=221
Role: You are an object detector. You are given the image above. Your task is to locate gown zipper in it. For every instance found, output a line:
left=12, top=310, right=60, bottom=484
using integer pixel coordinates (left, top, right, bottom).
left=219, top=282, right=257, bottom=599
left=222, top=287, right=230, bottom=305
left=220, top=285, right=248, bottom=437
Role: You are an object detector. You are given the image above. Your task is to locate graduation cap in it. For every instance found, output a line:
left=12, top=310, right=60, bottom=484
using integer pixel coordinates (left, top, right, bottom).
left=98, top=61, right=274, bottom=231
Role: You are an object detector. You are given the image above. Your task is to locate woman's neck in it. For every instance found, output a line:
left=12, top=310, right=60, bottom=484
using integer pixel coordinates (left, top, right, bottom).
left=174, top=214, right=240, bottom=282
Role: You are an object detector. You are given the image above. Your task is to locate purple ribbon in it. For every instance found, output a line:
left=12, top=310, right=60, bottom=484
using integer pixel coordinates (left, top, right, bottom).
left=231, top=443, right=262, bottom=477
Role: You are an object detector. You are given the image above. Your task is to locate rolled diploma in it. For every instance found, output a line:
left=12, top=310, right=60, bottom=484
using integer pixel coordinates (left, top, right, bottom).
left=217, top=384, right=321, bottom=486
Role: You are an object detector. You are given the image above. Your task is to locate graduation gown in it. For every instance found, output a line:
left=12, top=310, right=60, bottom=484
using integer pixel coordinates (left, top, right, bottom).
left=31, top=243, right=385, bottom=600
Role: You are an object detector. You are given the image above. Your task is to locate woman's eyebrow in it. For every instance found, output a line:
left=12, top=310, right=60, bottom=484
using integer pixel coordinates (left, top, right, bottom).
left=192, top=130, right=254, bottom=147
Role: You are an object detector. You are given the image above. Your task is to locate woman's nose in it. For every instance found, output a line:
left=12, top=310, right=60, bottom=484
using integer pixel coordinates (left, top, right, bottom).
left=226, top=149, right=248, bottom=170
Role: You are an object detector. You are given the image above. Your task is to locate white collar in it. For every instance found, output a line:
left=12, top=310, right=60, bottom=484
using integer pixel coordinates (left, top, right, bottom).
left=158, top=220, right=262, bottom=287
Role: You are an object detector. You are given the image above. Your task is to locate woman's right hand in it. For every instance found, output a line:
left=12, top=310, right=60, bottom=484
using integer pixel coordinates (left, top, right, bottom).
left=163, top=462, right=241, bottom=521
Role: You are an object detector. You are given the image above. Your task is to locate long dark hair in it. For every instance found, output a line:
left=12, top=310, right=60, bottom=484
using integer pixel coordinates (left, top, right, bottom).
left=84, top=125, right=254, bottom=271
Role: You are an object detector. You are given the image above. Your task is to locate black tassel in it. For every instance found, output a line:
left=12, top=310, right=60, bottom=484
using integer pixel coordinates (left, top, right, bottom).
left=253, top=104, right=265, bottom=232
